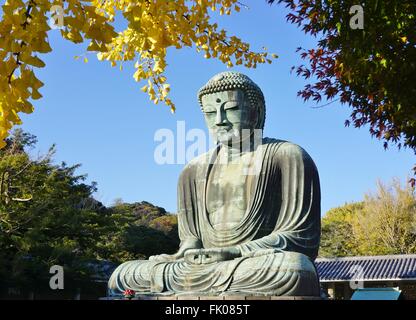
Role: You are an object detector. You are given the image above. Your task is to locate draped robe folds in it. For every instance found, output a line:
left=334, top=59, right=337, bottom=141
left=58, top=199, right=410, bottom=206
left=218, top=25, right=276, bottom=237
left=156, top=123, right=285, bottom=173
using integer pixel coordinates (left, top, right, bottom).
left=108, top=138, right=321, bottom=296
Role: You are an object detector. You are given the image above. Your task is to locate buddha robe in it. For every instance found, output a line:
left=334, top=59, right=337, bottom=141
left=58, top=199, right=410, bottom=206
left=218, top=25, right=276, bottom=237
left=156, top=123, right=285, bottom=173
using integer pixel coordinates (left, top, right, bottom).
left=108, top=138, right=321, bottom=296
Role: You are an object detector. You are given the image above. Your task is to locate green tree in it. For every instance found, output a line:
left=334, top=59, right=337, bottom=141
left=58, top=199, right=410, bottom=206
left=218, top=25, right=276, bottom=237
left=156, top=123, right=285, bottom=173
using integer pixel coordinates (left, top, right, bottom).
left=320, top=178, right=416, bottom=257
left=269, top=0, right=416, bottom=181
left=103, top=201, right=179, bottom=262
left=320, top=202, right=363, bottom=257
left=352, top=179, right=416, bottom=255
left=0, top=129, right=110, bottom=288
left=0, top=130, right=180, bottom=292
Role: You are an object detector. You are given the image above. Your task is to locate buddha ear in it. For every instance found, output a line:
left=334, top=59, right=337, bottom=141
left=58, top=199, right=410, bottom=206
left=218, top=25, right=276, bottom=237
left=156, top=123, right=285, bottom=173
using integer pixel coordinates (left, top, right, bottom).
left=252, top=108, right=259, bottom=128
left=255, top=103, right=265, bottom=130
left=244, top=101, right=257, bottom=125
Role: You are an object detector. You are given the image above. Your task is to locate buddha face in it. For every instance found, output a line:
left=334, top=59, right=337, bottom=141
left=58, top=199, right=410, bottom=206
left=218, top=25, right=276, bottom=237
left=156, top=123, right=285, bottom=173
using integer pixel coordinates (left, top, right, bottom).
left=201, top=89, right=259, bottom=145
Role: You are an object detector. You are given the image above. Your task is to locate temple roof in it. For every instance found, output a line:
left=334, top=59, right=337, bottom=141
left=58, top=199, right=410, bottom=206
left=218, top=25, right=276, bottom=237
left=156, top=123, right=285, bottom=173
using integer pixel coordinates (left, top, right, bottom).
left=315, top=254, right=416, bottom=282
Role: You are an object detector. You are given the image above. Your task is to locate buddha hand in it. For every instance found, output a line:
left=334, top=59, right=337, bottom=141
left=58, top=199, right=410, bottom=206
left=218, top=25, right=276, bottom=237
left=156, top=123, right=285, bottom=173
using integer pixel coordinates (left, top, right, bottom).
left=149, top=240, right=202, bottom=262
left=184, top=247, right=241, bottom=265
left=149, top=252, right=182, bottom=262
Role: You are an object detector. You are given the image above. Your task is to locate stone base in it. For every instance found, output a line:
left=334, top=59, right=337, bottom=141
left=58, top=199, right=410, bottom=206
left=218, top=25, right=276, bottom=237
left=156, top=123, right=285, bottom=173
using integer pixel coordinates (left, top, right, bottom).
left=158, top=295, right=321, bottom=300
left=101, top=295, right=322, bottom=300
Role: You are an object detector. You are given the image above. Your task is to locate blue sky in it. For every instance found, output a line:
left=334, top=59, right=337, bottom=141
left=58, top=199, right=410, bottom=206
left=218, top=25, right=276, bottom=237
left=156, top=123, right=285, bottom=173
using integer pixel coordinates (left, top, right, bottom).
left=18, top=1, right=414, bottom=215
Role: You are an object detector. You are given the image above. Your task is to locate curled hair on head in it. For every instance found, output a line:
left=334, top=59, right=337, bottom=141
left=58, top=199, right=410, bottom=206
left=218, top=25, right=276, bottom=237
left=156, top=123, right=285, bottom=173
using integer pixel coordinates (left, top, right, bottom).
left=197, top=71, right=266, bottom=129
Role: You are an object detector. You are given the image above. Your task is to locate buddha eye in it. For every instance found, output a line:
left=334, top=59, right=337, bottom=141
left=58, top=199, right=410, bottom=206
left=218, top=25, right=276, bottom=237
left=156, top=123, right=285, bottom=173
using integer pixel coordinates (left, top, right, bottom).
left=203, top=105, right=216, bottom=114
left=224, top=102, right=239, bottom=111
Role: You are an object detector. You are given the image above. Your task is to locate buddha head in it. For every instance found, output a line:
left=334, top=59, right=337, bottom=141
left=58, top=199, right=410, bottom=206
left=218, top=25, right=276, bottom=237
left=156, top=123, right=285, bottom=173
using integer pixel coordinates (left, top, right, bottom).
left=198, top=71, right=266, bottom=145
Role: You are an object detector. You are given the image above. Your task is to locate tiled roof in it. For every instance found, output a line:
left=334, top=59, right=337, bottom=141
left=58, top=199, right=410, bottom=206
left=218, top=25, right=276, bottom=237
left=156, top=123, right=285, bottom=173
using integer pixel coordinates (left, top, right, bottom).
left=315, top=254, right=416, bottom=282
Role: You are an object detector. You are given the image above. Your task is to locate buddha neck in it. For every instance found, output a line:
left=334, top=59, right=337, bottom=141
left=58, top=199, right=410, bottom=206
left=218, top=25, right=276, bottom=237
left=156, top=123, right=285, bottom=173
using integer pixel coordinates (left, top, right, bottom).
left=218, top=132, right=261, bottom=162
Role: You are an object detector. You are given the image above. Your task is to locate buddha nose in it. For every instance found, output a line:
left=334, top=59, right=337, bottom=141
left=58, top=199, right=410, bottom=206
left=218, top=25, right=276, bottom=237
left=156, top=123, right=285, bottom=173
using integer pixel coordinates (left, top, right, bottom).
left=215, top=110, right=228, bottom=126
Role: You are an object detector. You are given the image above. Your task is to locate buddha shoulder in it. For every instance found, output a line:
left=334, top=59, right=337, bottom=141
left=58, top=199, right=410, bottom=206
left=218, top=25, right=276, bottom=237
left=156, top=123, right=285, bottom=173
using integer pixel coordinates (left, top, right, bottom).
left=178, top=150, right=213, bottom=182
left=264, top=139, right=316, bottom=166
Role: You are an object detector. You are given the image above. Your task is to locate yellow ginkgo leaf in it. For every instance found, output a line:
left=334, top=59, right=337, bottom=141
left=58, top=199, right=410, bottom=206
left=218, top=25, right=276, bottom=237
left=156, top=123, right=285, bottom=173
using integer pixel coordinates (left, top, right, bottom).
left=21, top=55, right=45, bottom=68
left=0, top=0, right=273, bottom=149
left=31, top=89, right=43, bottom=100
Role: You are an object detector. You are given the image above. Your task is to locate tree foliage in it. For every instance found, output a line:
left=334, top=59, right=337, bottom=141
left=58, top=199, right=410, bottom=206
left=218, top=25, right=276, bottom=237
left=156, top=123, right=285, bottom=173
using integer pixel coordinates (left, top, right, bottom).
left=320, top=202, right=363, bottom=257
left=352, top=180, right=416, bottom=255
left=103, top=200, right=179, bottom=262
left=0, top=130, right=179, bottom=288
left=269, top=0, right=416, bottom=180
left=320, top=179, right=416, bottom=257
left=0, top=0, right=276, bottom=148
left=0, top=129, right=105, bottom=286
